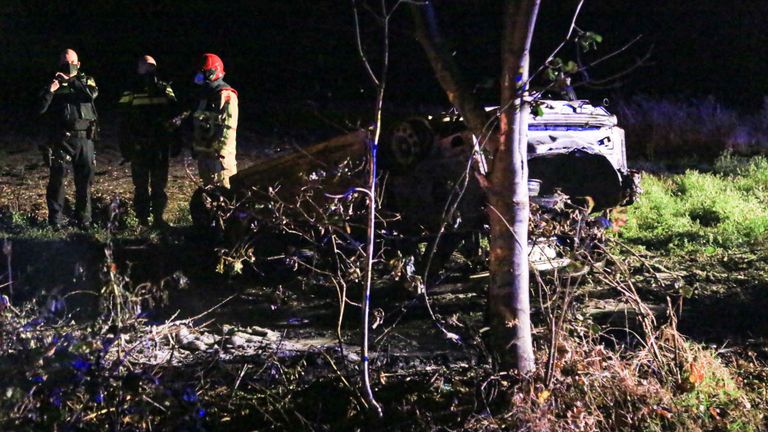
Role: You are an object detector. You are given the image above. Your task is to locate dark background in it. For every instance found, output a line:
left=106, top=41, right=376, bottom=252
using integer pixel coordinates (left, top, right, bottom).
left=1, top=0, right=766, bottom=139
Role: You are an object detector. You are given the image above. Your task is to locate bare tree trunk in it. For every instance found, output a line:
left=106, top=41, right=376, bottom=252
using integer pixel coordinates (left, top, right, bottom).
left=409, top=0, right=540, bottom=372
left=485, top=0, right=540, bottom=373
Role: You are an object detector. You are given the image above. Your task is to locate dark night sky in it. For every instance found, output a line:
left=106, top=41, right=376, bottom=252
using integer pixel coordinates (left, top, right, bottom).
left=1, top=1, right=767, bottom=137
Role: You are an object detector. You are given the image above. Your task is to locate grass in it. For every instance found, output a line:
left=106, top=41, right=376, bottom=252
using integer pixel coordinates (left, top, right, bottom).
left=167, top=201, right=193, bottom=226
left=620, top=153, right=768, bottom=253
left=611, top=152, right=768, bottom=430
left=671, top=346, right=758, bottom=431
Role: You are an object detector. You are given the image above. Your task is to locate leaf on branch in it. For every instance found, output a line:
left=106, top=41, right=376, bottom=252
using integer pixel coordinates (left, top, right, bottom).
left=577, top=31, right=603, bottom=52
left=537, top=389, right=551, bottom=404
left=546, top=57, right=563, bottom=69
left=564, top=61, right=579, bottom=74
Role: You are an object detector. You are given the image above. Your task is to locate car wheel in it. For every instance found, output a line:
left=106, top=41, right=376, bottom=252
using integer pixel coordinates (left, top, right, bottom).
left=383, top=117, right=434, bottom=170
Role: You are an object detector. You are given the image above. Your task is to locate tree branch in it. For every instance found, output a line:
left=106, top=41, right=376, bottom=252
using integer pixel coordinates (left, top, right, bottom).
left=353, top=0, right=380, bottom=87
left=526, top=0, right=585, bottom=87
left=408, top=2, right=488, bottom=137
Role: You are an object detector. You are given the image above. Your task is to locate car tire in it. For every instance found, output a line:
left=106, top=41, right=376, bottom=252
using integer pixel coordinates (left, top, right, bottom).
left=381, top=117, right=435, bottom=171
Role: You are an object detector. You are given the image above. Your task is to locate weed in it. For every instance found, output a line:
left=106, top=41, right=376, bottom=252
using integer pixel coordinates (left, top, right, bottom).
left=670, top=346, right=758, bottom=430
left=168, top=201, right=193, bottom=226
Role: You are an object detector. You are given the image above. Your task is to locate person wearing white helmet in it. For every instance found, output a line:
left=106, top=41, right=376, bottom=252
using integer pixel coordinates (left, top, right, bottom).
left=117, top=55, right=178, bottom=228
left=38, top=48, right=99, bottom=229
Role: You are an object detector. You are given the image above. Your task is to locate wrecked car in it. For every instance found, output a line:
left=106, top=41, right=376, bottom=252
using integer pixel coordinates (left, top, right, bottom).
left=383, top=99, right=640, bottom=212
left=527, top=99, right=640, bottom=209
left=193, top=98, right=640, bottom=277
left=380, top=99, right=640, bottom=273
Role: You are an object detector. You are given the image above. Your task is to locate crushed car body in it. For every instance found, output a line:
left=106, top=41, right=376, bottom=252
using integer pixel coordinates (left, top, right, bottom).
left=381, top=99, right=641, bottom=273
left=384, top=99, right=640, bottom=213
left=197, top=98, right=640, bottom=276
left=526, top=99, right=639, bottom=210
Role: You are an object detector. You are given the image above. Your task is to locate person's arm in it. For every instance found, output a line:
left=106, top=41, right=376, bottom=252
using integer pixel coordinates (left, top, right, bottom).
left=37, top=76, right=62, bottom=114
left=159, top=80, right=177, bottom=103
left=212, top=90, right=238, bottom=154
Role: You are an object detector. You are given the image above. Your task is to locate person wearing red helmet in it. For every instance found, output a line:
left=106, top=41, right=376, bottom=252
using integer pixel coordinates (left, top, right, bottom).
left=191, top=53, right=238, bottom=188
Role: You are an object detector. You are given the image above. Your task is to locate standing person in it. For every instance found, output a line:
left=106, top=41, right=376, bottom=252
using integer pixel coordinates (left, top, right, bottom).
left=191, top=53, right=238, bottom=188
left=38, top=49, right=99, bottom=229
left=118, top=55, right=178, bottom=228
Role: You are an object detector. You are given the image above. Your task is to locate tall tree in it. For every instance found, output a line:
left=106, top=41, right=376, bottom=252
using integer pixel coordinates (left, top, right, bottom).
left=487, top=0, right=540, bottom=373
left=410, top=0, right=540, bottom=372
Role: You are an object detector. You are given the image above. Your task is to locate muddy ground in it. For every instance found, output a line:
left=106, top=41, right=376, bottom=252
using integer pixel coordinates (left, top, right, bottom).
left=0, top=135, right=483, bottom=356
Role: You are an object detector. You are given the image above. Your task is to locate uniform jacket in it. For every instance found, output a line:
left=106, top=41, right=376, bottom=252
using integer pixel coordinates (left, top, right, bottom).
left=38, top=72, right=98, bottom=133
left=192, top=79, right=238, bottom=155
left=117, top=74, right=177, bottom=159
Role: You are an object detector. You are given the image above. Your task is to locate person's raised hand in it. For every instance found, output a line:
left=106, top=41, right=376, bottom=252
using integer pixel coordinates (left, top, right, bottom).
left=49, top=78, right=61, bottom=93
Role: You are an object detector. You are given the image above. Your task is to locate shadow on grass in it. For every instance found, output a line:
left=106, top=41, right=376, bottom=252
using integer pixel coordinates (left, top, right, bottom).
left=681, top=284, right=768, bottom=349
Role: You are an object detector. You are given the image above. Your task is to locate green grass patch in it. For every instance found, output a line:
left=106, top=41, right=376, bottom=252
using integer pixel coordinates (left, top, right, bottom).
left=167, top=201, right=193, bottom=226
left=621, top=153, right=768, bottom=253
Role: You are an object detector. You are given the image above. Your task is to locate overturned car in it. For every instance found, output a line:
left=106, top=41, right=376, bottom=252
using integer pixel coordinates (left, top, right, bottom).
left=384, top=99, right=640, bottom=212
left=195, top=98, right=640, bottom=277
left=380, top=99, right=640, bottom=273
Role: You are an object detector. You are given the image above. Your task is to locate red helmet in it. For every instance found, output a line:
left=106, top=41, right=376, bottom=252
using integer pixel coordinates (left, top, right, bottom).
left=200, top=53, right=225, bottom=81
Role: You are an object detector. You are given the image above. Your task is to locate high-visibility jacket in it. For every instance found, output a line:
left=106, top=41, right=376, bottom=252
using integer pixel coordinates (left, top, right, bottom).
left=117, top=75, right=177, bottom=159
left=191, top=80, right=238, bottom=156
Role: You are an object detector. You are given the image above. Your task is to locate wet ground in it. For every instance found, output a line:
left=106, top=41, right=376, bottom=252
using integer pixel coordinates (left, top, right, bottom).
left=0, top=138, right=481, bottom=368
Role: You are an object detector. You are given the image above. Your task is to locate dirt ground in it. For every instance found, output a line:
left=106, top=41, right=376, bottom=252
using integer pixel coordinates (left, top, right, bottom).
left=0, top=137, right=258, bottom=225
left=0, top=136, right=480, bottom=354
left=1, top=136, right=766, bottom=353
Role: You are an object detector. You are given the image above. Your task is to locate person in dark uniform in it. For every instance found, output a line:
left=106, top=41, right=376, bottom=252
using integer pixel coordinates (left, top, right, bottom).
left=117, top=55, right=178, bottom=228
left=38, top=49, right=99, bottom=229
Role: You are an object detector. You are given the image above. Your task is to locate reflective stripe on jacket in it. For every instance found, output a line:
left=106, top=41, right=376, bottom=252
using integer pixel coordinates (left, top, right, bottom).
left=117, top=78, right=177, bottom=158
left=118, top=85, right=176, bottom=107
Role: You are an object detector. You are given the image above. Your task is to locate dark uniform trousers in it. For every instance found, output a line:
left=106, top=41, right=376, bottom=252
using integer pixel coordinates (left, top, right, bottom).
left=47, top=133, right=95, bottom=226
left=130, top=141, right=169, bottom=221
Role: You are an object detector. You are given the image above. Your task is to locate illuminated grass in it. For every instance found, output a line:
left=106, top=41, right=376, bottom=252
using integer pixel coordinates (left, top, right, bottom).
left=621, top=154, right=768, bottom=252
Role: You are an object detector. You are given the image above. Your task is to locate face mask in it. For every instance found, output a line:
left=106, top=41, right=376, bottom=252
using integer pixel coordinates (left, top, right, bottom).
left=60, top=62, right=79, bottom=76
left=194, top=72, right=205, bottom=85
